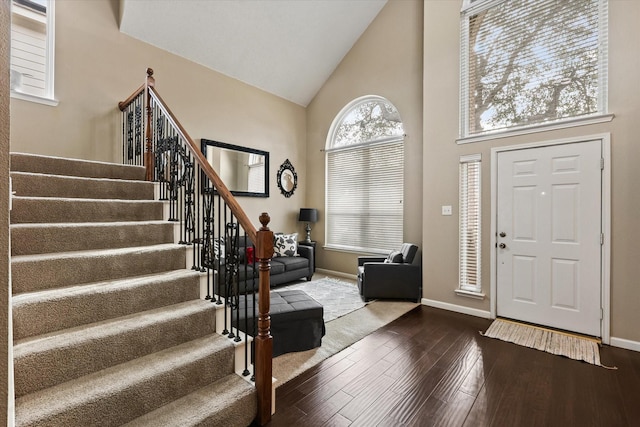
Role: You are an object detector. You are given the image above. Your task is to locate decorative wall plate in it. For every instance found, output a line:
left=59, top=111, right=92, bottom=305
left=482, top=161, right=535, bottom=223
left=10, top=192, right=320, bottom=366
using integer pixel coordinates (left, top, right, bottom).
left=277, top=159, right=297, bottom=198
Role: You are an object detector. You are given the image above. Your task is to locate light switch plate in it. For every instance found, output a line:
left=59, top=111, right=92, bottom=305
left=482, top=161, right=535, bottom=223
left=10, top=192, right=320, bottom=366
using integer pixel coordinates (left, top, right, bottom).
left=442, top=205, right=452, bottom=216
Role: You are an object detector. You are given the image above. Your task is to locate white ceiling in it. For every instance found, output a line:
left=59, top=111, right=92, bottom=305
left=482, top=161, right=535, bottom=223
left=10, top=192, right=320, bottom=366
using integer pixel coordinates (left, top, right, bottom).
left=119, top=0, right=387, bottom=106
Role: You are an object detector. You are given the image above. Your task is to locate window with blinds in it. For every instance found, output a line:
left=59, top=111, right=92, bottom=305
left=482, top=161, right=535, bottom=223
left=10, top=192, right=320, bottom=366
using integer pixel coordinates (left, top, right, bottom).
left=326, top=96, right=404, bottom=253
left=459, top=154, right=481, bottom=293
left=460, top=0, right=608, bottom=137
left=10, top=0, right=55, bottom=103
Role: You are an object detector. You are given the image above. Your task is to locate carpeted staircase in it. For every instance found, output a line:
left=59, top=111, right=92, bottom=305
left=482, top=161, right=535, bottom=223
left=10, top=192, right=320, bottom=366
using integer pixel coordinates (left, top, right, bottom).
left=10, top=153, right=257, bottom=427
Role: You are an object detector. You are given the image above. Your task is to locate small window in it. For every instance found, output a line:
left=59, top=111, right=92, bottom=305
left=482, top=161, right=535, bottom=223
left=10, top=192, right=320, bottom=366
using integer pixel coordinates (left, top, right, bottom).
left=325, top=96, right=404, bottom=253
left=459, top=154, right=481, bottom=293
left=10, top=0, right=56, bottom=105
left=460, top=0, right=608, bottom=137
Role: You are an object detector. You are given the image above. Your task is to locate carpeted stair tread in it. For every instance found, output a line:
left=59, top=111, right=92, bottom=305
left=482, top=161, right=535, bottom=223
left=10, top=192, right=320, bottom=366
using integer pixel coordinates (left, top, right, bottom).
left=123, top=374, right=257, bottom=427
left=14, top=300, right=218, bottom=397
left=11, top=221, right=175, bottom=255
left=10, top=152, right=146, bottom=180
left=11, top=243, right=187, bottom=294
left=11, top=196, right=164, bottom=224
left=13, top=270, right=201, bottom=340
left=11, top=171, right=154, bottom=200
left=15, top=334, right=236, bottom=427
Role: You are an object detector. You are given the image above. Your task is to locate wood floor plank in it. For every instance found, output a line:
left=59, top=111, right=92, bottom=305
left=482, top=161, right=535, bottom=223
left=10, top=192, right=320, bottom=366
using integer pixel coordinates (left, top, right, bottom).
left=338, top=373, right=395, bottom=421
left=408, top=390, right=476, bottom=427
left=296, top=390, right=353, bottom=427
left=266, top=306, right=640, bottom=427
left=348, top=388, right=404, bottom=427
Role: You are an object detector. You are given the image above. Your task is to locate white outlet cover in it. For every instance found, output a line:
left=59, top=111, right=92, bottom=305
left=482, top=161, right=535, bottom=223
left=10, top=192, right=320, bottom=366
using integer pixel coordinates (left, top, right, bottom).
left=442, top=205, right=452, bottom=216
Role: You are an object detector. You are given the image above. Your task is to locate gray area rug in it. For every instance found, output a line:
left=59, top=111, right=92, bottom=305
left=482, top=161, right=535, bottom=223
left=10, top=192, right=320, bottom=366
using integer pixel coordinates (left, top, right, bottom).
left=272, top=276, right=419, bottom=387
left=482, top=318, right=615, bottom=369
left=274, top=276, right=367, bottom=322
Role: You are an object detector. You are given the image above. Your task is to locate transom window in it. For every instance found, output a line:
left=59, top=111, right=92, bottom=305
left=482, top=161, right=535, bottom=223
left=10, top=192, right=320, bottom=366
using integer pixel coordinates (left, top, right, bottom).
left=325, top=96, right=404, bottom=254
left=460, top=0, right=608, bottom=137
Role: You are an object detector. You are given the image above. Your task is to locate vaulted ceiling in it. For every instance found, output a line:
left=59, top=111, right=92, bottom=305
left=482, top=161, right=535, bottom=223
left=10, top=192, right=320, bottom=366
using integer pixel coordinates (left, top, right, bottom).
left=119, top=0, right=387, bottom=106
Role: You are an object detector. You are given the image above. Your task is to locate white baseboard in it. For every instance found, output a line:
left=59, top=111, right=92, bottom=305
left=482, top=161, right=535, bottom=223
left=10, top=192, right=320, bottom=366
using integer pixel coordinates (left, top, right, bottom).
left=610, top=337, right=640, bottom=352
left=421, top=298, right=492, bottom=319
left=316, top=268, right=357, bottom=281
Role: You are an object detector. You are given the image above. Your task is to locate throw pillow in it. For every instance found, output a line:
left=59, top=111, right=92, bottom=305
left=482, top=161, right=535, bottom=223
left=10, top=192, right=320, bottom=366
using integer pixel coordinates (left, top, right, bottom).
left=384, top=250, right=403, bottom=264
left=245, top=246, right=254, bottom=264
left=213, top=238, right=225, bottom=260
left=274, top=232, right=298, bottom=257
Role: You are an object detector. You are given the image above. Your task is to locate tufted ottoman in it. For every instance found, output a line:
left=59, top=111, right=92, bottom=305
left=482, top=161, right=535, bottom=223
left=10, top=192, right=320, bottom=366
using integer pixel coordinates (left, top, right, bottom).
left=234, top=289, right=325, bottom=357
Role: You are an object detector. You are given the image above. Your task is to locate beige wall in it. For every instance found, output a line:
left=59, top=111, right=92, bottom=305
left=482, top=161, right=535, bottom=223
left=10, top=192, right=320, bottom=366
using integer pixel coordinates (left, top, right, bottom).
left=1, top=0, right=12, bottom=423
left=306, top=0, right=424, bottom=274
left=9, top=0, right=307, bottom=233
left=424, top=0, right=640, bottom=343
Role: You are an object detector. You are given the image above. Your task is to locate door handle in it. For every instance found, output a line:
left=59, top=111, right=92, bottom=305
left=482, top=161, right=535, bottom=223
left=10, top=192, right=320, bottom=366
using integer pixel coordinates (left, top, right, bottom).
left=499, top=243, right=507, bottom=249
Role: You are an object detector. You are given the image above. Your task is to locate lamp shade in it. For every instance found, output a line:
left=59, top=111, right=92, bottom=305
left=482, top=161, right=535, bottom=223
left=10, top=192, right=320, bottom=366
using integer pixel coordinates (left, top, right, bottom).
left=298, top=208, right=318, bottom=223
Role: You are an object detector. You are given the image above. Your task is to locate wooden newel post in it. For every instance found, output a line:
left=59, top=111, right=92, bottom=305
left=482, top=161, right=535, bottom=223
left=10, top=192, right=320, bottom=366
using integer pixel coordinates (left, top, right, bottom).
left=255, top=212, right=274, bottom=425
left=144, top=68, right=155, bottom=181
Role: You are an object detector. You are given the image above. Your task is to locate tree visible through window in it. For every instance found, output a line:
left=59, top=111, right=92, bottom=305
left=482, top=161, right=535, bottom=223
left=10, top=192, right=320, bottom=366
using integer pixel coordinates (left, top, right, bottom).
left=326, top=96, right=404, bottom=253
left=460, top=0, right=608, bottom=136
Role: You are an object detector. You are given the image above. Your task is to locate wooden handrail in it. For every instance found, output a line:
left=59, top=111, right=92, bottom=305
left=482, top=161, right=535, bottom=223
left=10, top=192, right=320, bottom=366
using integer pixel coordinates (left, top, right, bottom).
left=118, top=83, right=144, bottom=112
left=147, top=86, right=258, bottom=242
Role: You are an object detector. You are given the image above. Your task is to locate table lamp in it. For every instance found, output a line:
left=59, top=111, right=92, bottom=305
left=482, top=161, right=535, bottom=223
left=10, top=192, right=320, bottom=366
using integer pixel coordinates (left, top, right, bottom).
left=298, top=208, right=318, bottom=243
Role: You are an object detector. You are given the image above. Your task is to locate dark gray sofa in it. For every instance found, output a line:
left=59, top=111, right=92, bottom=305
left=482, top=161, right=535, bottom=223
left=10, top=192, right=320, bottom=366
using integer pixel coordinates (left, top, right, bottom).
left=215, top=235, right=313, bottom=297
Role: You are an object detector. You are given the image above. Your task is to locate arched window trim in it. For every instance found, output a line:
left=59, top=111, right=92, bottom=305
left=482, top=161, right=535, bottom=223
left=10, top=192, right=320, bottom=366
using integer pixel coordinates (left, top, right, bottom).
left=326, top=95, right=405, bottom=151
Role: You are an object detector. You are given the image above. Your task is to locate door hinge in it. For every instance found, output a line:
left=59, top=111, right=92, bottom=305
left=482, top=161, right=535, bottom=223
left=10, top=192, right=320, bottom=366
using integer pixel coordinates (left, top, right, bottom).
left=600, top=158, right=604, bottom=170
left=600, top=233, right=604, bottom=245
left=601, top=307, right=604, bottom=320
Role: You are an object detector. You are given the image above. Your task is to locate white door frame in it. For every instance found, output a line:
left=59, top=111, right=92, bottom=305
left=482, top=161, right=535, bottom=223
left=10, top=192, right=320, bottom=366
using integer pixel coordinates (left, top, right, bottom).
left=490, top=133, right=611, bottom=344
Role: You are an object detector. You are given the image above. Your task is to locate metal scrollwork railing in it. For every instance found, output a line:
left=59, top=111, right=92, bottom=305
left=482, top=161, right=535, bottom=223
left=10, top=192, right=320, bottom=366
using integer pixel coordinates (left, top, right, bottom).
left=118, top=68, right=274, bottom=425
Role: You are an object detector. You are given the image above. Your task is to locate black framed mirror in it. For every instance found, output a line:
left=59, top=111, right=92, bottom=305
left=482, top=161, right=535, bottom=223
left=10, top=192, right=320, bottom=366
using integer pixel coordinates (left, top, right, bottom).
left=277, top=159, right=297, bottom=198
left=201, top=139, right=269, bottom=197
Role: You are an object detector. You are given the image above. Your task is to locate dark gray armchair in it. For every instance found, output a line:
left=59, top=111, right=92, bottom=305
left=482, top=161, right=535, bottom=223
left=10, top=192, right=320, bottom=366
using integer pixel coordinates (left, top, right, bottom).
left=357, top=243, right=421, bottom=302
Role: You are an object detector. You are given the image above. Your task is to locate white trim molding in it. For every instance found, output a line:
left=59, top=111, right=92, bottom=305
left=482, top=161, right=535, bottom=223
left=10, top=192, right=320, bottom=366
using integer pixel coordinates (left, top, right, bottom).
left=422, top=298, right=491, bottom=319
left=316, top=268, right=357, bottom=282
left=610, top=337, right=640, bottom=353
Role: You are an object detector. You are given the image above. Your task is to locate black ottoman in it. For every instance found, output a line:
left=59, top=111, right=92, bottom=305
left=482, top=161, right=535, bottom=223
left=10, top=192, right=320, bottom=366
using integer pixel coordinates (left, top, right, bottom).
left=234, top=290, right=325, bottom=357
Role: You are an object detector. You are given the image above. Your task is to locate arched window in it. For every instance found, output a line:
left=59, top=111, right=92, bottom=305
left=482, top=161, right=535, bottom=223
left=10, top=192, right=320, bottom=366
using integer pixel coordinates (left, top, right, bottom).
left=325, top=96, right=404, bottom=253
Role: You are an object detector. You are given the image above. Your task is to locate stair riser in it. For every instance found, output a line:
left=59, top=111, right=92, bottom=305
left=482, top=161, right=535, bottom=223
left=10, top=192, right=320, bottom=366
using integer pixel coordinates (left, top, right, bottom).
left=123, top=375, right=257, bottom=427
left=11, top=172, right=154, bottom=200
left=15, top=336, right=236, bottom=427
left=13, top=273, right=201, bottom=340
left=14, top=303, right=216, bottom=397
left=11, top=222, right=175, bottom=255
left=11, top=198, right=164, bottom=223
left=11, top=246, right=187, bottom=294
left=11, top=153, right=147, bottom=181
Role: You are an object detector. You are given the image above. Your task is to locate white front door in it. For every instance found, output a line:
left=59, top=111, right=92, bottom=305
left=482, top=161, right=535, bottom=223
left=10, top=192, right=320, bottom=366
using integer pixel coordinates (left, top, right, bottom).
left=496, top=140, right=602, bottom=337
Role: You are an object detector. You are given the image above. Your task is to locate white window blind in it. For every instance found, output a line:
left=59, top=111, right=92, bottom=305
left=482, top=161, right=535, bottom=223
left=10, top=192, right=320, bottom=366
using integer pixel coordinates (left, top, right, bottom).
left=460, top=0, right=608, bottom=137
left=459, top=155, right=481, bottom=292
left=10, top=0, right=56, bottom=104
left=326, top=140, right=404, bottom=253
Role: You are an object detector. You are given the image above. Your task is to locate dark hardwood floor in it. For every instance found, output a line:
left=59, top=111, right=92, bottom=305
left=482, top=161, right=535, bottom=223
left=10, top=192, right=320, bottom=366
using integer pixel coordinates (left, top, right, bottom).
left=265, top=305, right=640, bottom=427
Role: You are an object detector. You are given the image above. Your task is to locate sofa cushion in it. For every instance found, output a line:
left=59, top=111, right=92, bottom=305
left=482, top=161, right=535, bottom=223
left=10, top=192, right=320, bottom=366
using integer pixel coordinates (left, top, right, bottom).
left=274, top=255, right=309, bottom=272
left=269, top=260, right=286, bottom=275
left=385, top=250, right=403, bottom=264
left=400, top=243, right=418, bottom=264
left=274, top=232, right=298, bottom=257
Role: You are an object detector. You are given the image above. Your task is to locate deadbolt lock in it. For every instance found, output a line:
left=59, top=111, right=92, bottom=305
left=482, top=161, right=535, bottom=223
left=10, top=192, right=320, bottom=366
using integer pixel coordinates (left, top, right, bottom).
left=499, top=232, right=506, bottom=238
